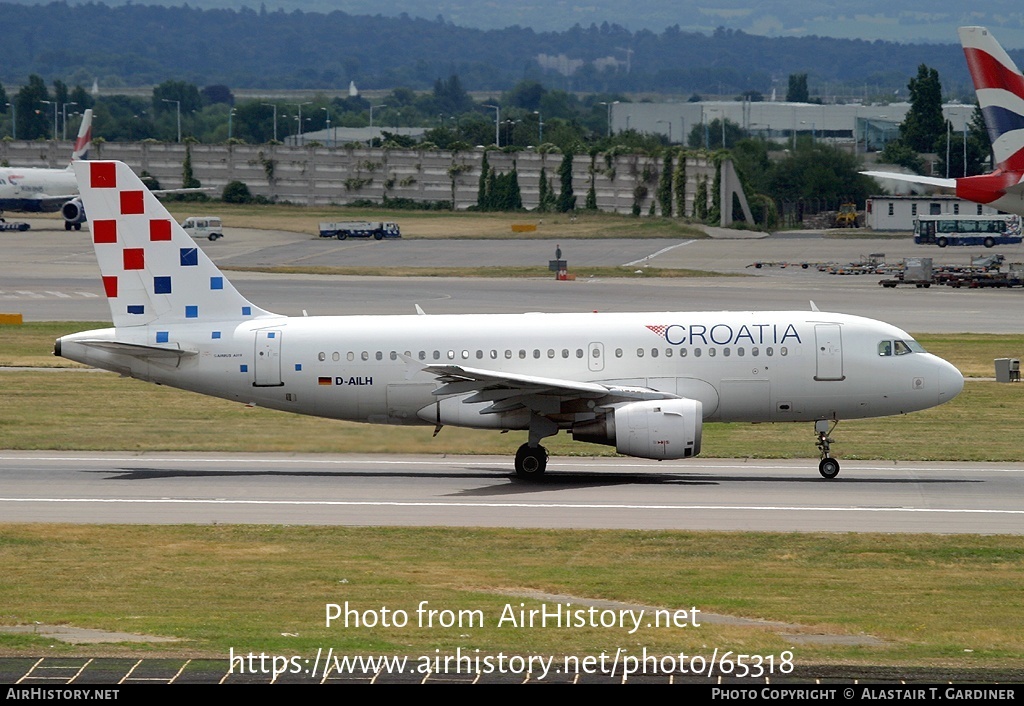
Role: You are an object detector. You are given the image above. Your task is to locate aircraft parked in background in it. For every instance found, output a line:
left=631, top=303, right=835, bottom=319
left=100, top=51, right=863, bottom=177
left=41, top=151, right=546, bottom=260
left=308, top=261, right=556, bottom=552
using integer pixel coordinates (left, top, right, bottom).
left=56, top=161, right=964, bottom=479
left=864, top=27, right=1024, bottom=216
left=0, top=109, right=93, bottom=230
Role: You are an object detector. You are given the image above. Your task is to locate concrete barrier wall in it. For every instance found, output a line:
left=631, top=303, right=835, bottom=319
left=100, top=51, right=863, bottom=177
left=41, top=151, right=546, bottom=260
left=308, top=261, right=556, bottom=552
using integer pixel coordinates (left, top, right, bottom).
left=1, top=139, right=716, bottom=216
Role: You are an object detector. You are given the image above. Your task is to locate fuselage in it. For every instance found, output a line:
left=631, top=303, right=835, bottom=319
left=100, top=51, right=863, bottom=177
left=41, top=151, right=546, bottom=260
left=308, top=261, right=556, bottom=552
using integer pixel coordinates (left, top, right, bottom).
left=0, top=166, right=76, bottom=213
left=57, top=310, right=965, bottom=431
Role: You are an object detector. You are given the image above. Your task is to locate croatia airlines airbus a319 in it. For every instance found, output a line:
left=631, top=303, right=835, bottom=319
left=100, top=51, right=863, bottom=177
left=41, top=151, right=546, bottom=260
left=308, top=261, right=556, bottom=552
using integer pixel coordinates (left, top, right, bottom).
left=56, top=161, right=964, bottom=479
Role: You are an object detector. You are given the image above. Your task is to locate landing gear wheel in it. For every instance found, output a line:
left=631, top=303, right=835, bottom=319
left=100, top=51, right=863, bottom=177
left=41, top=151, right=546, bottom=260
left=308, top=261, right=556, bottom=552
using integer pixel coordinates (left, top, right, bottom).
left=814, top=420, right=840, bottom=479
left=65, top=221, right=72, bottom=231
left=514, top=443, right=548, bottom=478
left=818, top=458, right=840, bottom=479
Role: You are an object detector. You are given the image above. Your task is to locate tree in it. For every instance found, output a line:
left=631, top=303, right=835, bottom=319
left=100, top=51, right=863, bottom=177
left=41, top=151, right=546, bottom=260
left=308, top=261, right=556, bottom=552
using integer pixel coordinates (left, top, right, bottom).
left=477, top=151, right=491, bottom=209
left=900, top=65, right=944, bottom=153
left=786, top=74, right=809, bottom=103
left=969, top=101, right=993, bottom=170
left=16, top=75, right=51, bottom=140
left=657, top=151, right=674, bottom=216
left=182, top=143, right=201, bottom=189
left=687, top=118, right=742, bottom=150
left=222, top=180, right=252, bottom=203
left=557, top=152, right=576, bottom=212
left=767, top=140, right=873, bottom=203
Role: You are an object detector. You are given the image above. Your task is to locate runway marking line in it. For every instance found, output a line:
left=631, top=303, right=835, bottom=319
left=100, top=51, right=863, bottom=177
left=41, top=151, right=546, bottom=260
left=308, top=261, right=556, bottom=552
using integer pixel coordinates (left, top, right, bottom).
left=0, top=497, right=1021, bottom=515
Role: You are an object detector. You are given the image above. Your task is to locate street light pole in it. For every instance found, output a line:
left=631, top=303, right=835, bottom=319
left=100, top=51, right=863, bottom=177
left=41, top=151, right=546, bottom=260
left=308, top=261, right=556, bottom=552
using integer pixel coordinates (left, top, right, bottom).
left=322, top=107, right=332, bottom=147
left=289, top=102, right=312, bottom=144
left=369, top=104, right=387, bottom=146
left=41, top=100, right=58, bottom=139
left=61, top=102, right=78, bottom=140
left=161, top=99, right=181, bottom=142
left=483, top=104, right=499, bottom=146
left=599, top=100, right=619, bottom=137
left=4, top=103, right=14, bottom=140
left=261, top=103, right=278, bottom=142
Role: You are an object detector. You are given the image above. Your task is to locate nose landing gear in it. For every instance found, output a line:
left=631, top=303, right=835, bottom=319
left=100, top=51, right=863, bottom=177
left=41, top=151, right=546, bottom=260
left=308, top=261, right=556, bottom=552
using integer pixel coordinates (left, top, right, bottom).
left=815, top=420, right=840, bottom=479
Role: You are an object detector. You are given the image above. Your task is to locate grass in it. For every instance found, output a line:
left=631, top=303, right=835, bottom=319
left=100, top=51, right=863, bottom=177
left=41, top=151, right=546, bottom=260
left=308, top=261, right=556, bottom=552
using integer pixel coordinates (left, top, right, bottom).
left=0, top=525, right=1022, bottom=669
left=151, top=203, right=711, bottom=240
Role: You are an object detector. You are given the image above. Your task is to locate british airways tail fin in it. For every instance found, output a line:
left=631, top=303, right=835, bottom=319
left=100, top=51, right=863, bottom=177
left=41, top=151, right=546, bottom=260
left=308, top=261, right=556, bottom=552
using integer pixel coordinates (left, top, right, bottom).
left=71, top=109, right=93, bottom=162
left=960, top=26, right=1024, bottom=171
left=71, top=160, right=276, bottom=328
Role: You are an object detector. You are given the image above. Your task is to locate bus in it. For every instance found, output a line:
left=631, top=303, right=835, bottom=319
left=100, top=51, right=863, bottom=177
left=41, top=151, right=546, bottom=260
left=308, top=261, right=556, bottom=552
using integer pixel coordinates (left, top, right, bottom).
left=914, top=214, right=1023, bottom=248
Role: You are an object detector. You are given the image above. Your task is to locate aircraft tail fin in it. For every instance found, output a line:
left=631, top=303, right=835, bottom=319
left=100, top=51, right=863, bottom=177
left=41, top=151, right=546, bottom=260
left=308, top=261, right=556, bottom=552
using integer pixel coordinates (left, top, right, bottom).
left=960, top=26, right=1024, bottom=171
left=71, top=109, right=93, bottom=162
left=71, top=160, right=275, bottom=328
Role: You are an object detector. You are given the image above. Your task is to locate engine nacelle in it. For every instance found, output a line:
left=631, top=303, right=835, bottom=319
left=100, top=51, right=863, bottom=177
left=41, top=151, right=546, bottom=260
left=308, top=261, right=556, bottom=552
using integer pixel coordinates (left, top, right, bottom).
left=61, top=198, right=86, bottom=229
left=572, top=398, right=702, bottom=460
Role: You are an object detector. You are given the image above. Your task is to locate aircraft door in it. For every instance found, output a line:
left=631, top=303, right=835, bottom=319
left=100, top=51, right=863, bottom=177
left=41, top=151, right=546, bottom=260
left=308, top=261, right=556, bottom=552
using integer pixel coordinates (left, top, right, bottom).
left=814, top=324, right=844, bottom=381
left=588, top=342, right=604, bottom=372
left=254, top=330, right=284, bottom=387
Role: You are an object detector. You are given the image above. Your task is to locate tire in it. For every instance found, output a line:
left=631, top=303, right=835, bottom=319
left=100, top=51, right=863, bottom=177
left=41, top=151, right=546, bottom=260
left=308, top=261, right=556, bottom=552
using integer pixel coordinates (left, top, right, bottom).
left=65, top=221, right=72, bottom=231
left=937, top=237, right=948, bottom=248
left=819, top=458, right=840, bottom=479
left=984, top=237, right=995, bottom=248
left=209, top=233, right=218, bottom=241
left=514, top=443, right=547, bottom=478
left=336, top=232, right=348, bottom=240
left=374, top=232, right=384, bottom=240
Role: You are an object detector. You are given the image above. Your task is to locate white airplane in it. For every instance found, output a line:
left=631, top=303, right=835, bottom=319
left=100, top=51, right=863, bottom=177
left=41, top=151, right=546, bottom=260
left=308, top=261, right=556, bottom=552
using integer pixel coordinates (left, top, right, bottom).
left=0, top=109, right=94, bottom=230
left=55, top=161, right=965, bottom=479
left=863, top=27, right=1024, bottom=215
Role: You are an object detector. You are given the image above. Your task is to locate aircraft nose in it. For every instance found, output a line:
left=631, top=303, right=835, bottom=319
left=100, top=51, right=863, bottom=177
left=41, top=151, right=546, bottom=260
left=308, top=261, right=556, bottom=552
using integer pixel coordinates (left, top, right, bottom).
left=937, top=359, right=965, bottom=403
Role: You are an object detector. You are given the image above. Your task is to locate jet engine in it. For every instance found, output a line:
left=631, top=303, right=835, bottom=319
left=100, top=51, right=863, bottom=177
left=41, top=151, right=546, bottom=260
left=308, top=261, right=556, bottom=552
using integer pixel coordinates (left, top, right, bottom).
left=572, top=398, right=702, bottom=460
left=61, top=198, right=86, bottom=231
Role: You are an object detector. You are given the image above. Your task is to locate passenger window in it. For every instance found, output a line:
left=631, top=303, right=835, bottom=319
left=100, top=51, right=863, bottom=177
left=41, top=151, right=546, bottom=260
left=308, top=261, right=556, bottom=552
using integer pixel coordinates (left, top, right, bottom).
left=418, top=351, right=426, bottom=361
left=361, top=351, right=369, bottom=361
left=665, top=348, right=672, bottom=357
left=318, top=352, right=326, bottom=361
left=505, top=350, right=512, bottom=359
left=651, top=348, right=659, bottom=358
left=519, top=350, right=526, bottom=359
left=375, top=351, right=383, bottom=361
left=694, top=348, right=701, bottom=358
left=637, top=348, right=644, bottom=358
left=615, top=348, right=623, bottom=358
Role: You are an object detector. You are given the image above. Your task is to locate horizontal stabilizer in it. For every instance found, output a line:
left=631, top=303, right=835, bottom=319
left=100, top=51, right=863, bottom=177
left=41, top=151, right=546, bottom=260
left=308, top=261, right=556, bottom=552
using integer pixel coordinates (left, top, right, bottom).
left=861, top=171, right=957, bottom=191
left=76, top=339, right=197, bottom=359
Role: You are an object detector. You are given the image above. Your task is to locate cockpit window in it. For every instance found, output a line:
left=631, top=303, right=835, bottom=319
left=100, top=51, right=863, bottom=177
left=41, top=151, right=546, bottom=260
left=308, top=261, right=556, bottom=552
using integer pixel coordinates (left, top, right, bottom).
left=880, top=339, right=925, bottom=357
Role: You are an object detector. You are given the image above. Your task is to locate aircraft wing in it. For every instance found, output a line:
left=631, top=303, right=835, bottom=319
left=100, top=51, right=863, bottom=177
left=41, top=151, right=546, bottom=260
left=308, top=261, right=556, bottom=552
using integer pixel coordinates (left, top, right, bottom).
left=861, top=171, right=957, bottom=191
left=423, top=363, right=676, bottom=415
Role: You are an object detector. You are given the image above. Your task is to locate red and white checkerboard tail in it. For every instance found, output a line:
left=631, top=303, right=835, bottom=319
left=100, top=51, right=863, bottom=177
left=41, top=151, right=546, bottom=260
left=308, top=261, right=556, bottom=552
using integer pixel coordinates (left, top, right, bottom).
left=72, top=160, right=274, bottom=328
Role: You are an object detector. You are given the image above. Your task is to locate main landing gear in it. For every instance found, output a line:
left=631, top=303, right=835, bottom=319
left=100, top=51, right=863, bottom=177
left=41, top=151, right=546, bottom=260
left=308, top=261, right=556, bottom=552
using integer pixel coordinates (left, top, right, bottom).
left=815, top=420, right=840, bottom=479
left=515, top=443, right=548, bottom=478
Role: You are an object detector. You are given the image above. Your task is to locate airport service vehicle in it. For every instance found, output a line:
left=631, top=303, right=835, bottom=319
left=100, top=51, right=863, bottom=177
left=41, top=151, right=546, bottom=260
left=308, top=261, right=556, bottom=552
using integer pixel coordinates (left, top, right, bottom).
left=181, top=217, right=224, bottom=241
left=864, top=27, right=1024, bottom=218
left=913, top=214, right=1022, bottom=248
left=56, top=161, right=964, bottom=479
left=318, top=221, right=400, bottom=240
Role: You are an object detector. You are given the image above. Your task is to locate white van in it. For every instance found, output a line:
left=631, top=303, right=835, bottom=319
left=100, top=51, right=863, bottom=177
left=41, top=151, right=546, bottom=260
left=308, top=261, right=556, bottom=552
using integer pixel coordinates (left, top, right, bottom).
left=181, top=217, right=224, bottom=241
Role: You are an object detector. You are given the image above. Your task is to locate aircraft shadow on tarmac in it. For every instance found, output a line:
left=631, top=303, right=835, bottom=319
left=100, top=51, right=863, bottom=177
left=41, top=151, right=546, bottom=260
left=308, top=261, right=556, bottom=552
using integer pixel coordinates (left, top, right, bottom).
left=91, top=467, right=980, bottom=496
